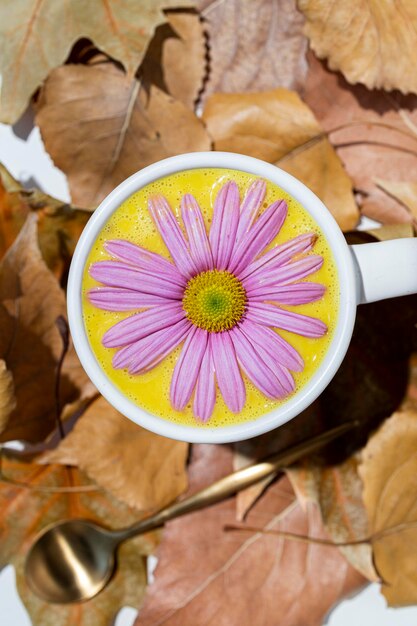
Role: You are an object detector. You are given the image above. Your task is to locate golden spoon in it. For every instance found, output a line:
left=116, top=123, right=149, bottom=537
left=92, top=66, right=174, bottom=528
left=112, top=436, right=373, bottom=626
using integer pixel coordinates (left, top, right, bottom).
left=25, top=422, right=355, bottom=604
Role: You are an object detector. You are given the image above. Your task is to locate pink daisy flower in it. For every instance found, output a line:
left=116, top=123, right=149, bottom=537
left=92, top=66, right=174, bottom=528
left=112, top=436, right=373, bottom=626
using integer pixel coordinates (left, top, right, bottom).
left=88, top=179, right=327, bottom=422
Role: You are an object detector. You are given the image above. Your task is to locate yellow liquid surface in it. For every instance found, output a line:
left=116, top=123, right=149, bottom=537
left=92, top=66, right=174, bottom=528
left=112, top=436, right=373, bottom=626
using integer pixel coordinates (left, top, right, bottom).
left=82, top=168, right=339, bottom=428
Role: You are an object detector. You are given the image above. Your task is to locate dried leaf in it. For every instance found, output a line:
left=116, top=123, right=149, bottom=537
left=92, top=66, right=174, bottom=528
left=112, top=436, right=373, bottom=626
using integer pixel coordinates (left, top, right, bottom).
left=43, top=395, right=188, bottom=512
left=0, top=452, right=154, bottom=626
left=0, top=215, right=89, bottom=442
left=359, top=410, right=417, bottom=606
left=142, top=10, right=206, bottom=109
left=0, top=163, right=91, bottom=278
left=233, top=448, right=276, bottom=521
left=288, top=456, right=378, bottom=581
left=36, top=63, right=211, bottom=208
left=303, top=53, right=417, bottom=224
left=136, top=445, right=365, bottom=626
left=367, top=222, right=415, bottom=241
left=198, top=0, right=307, bottom=98
left=0, top=359, right=16, bottom=432
left=0, top=0, right=192, bottom=124
left=299, top=0, right=417, bottom=94
left=202, top=89, right=358, bottom=230
left=234, top=258, right=417, bottom=573
left=375, top=179, right=417, bottom=220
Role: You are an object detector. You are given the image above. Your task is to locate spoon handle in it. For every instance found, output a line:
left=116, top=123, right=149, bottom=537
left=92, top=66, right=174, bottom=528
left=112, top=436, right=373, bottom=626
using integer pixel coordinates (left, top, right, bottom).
left=115, top=421, right=356, bottom=542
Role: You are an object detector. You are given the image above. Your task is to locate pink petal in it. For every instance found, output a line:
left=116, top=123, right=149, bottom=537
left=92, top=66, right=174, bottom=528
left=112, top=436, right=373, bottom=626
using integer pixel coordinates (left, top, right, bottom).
left=235, top=179, right=267, bottom=243
left=211, top=332, right=245, bottom=413
left=148, top=195, right=197, bottom=278
left=88, top=287, right=171, bottom=311
left=228, top=200, right=287, bottom=275
left=104, top=240, right=185, bottom=286
left=238, top=233, right=317, bottom=281
left=248, top=282, right=326, bottom=305
left=246, top=302, right=327, bottom=338
left=193, top=337, right=216, bottom=422
left=113, top=318, right=191, bottom=373
left=209, top=181, right=240, bottom=270
left=89, top=261, right=183, bottom=299
left=244, top=255, right=324, bottom=294
left=230, top=327, right=290, bottom=399
left=239, top=319, right=303, bottom=372
left=103, top=302, right=185, bottom=348
left=181, top=194, right=213, bottom=272
left=170, top=327, right=208, bottom=411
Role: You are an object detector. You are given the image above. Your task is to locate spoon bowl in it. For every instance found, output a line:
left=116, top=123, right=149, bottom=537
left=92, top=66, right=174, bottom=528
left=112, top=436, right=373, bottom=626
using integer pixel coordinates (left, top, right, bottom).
left=24, top=424, right=355, bottom=604
left=25, top=520, right=117, bottom=603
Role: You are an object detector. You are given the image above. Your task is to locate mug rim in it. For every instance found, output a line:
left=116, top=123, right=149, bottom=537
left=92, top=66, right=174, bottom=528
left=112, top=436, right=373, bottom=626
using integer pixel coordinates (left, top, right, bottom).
left=67, top=151, right=357, bottom=443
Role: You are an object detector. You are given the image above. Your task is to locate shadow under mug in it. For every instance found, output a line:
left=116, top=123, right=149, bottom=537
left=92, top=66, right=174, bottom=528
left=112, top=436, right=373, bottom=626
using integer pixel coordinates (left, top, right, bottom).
left=67, top=152, right=417, bottom=443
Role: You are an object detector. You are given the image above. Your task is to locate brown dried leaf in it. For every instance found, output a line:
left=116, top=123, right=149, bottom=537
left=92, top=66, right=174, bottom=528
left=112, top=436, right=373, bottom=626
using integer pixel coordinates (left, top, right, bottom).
left=288, top=456, right=378, bottom=581
left=303, top=53, right=417, bottom=224
left=202, top=89, right=358, bottom=230
left=136, top=445, right=365, bottom=626
left=43, top=395, right=188, bottom=512
left=198, top=0, right=307, bottom=98
left=0, top=163, right=91, bottom=278
left=0, top=360, right=16, bottom=433
left=0, top=0, right=192, bottom=124
left=36, top=63, right=211, bottom=208
left=163, top=11, right=206, bottom=108
left=0, top=453, right=154, bottom=626
left=299, top=0, right=417, bottom=94
left=359, top=410, right=417, bottom=606
left=375, top=179, right=417, bottom=220
left=0, top=215, right=89, bottom=442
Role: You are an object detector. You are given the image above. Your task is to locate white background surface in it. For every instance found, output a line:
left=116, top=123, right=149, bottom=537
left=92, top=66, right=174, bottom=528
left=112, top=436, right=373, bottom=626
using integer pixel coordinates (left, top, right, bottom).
left=0, top=119, right=416, bottom=625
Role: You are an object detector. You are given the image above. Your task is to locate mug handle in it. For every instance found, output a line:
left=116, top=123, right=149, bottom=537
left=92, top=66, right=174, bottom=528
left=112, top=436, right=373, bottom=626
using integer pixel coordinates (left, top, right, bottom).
left=350, top=239, right=417, bottom=304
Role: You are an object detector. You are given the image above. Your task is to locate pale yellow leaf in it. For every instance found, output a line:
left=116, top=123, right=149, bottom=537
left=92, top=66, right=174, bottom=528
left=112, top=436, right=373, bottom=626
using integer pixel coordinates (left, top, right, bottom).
left=359, top=410, right=417, bottom=605
left=0, top=0, right=192, bottom=123
left=298, top=0, right=417, bottom=94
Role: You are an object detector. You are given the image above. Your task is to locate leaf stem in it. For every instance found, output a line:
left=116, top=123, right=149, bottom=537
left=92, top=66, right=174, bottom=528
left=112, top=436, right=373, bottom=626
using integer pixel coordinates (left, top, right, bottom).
left=224, top=520, right=417, bottom=546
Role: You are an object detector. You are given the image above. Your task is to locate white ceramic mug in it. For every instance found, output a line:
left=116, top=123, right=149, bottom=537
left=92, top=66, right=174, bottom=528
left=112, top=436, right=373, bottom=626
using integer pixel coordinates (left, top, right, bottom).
left=68, top=152, right=417, bottom=443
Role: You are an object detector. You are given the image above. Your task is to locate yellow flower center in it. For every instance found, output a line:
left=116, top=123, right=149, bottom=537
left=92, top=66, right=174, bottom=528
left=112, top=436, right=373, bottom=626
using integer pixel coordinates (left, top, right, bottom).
left=182, top=270, right=247, bottom=332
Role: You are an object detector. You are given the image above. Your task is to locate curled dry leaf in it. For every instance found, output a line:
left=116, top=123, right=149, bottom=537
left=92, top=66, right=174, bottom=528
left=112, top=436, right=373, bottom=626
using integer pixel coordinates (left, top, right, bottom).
left=0, top=214, right=89, bottom=442
left=0, top=359, right=16, bottom=433
left=136, top=444, right=365, bottom=626
left=0, top=163, right=91, bottom=278
left=359, top=410, right=417, bottom=606
left=197, top=0, right=307, bottom=98
left=0, top=0, right=192, bottom=124
left=202, top=89, right=358, bottom=230
left=142, top=10, right=206, bottom=109
left=303, top=53, right=417, bottom=224
left=288, top=456, right=378, bottom=581
left=298, top=0, right=417, bottom=94
left=0, top=452, right=155, bottom=626
left=36, top=63, right=211, bottom=208
left=43, top=395, right=188, bottom=512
